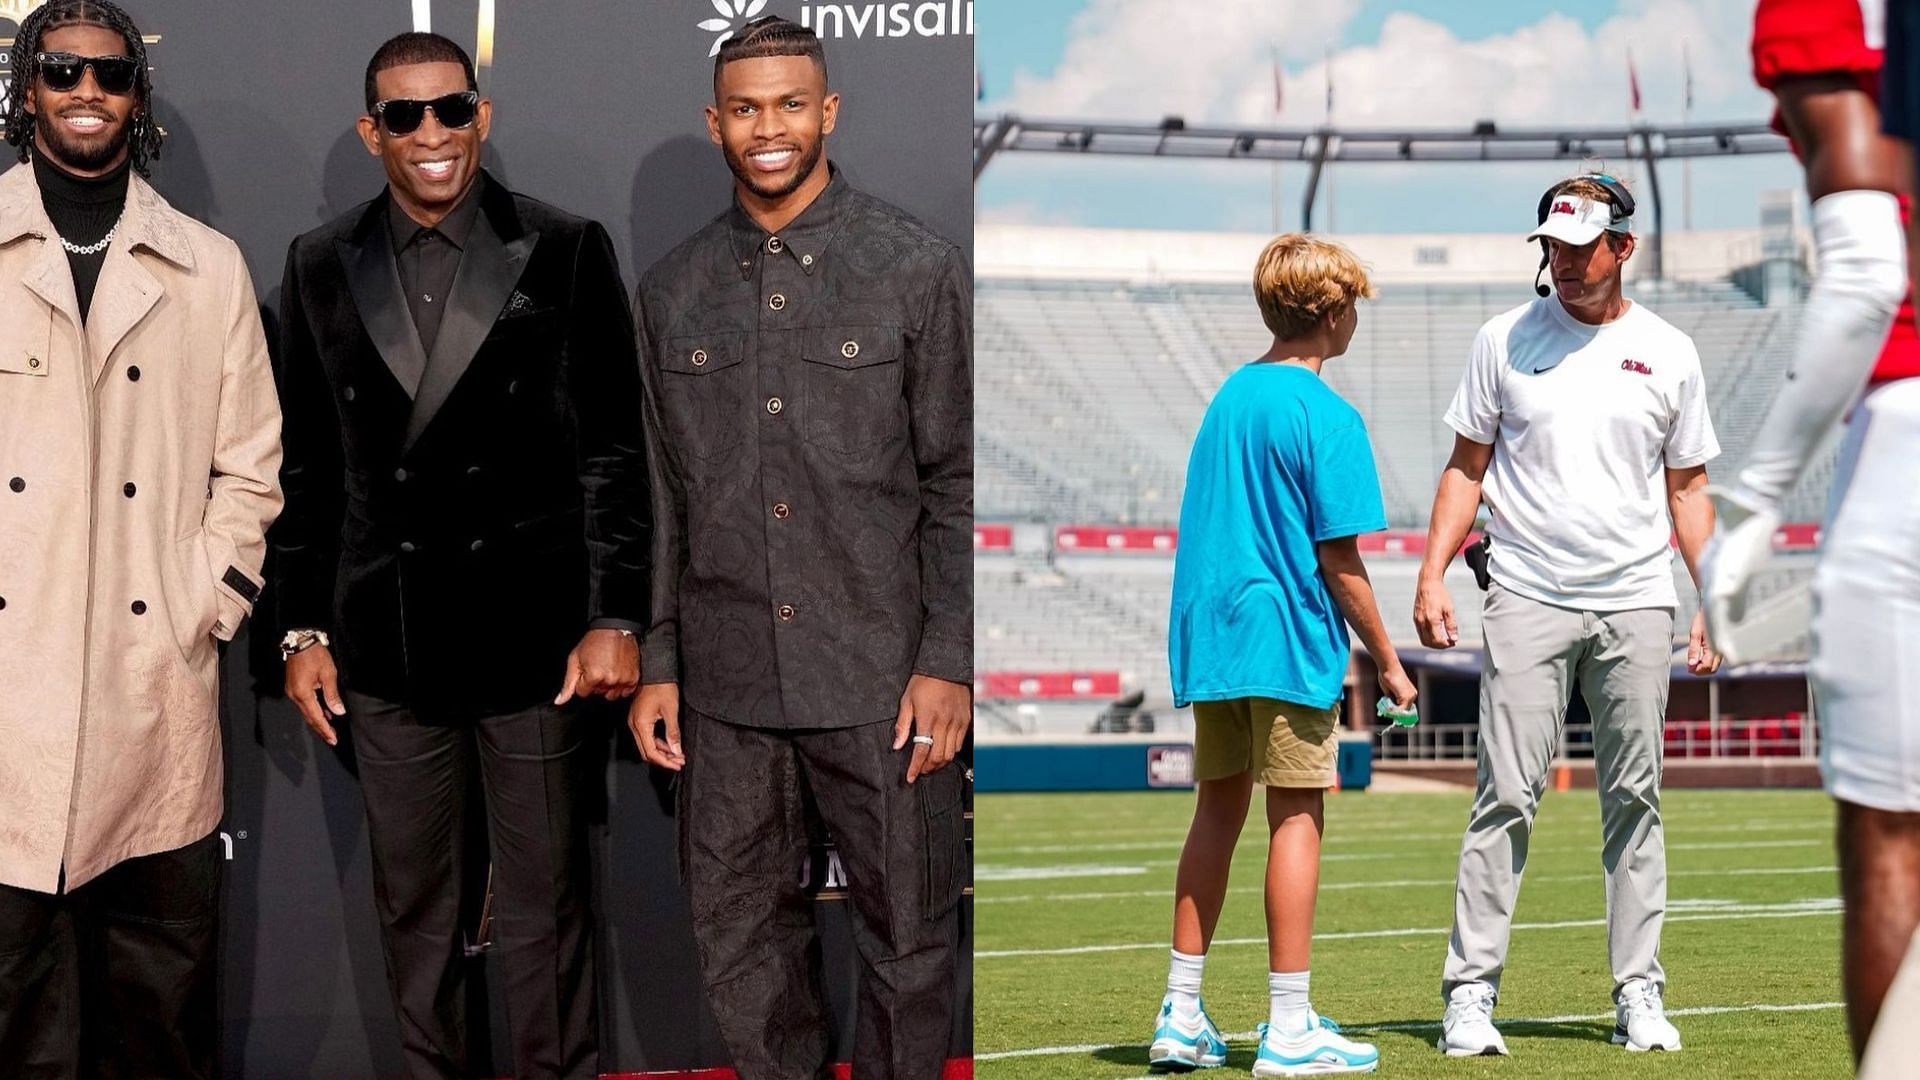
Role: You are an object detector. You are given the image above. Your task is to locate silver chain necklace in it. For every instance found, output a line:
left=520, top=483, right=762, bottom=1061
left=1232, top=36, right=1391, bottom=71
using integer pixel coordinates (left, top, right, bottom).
left=58, top=213, right=121, bottom=257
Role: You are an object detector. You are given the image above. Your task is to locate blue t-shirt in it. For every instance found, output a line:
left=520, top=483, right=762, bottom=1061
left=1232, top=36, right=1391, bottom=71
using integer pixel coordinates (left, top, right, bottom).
left=1169, top=363, right=1388, bottom=709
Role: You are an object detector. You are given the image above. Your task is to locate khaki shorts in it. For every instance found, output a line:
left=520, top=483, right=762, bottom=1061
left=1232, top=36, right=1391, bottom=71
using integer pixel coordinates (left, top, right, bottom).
left=1192, top=697, right=1341, bottom=788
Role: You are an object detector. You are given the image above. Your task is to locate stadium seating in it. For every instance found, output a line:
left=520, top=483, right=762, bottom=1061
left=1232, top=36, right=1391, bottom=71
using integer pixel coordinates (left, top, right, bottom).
left=976, top=247, right=1830, bottom=737
left=979, top=276, right=1836, bottom=525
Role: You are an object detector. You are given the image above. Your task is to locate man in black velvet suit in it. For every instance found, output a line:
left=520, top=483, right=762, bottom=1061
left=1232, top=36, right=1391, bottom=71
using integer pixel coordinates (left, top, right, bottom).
left=267, top=32, right=647, bottom=1080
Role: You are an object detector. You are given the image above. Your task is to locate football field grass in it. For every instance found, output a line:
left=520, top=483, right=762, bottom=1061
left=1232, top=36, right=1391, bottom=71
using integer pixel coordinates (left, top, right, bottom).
left=974, top=787, right=1849, bottom=1079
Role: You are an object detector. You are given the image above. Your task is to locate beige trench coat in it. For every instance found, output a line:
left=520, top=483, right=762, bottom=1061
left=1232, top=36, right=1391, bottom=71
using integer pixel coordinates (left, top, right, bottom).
left=0, top=163, right=282, bottom=893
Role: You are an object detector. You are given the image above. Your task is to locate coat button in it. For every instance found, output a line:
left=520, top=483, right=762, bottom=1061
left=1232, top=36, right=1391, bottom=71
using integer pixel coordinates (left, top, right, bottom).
left=399, top=541, right=417, bottom=554
left=131, top=600, right=147, bottom=615
left=766, top=397, right=783, bottom=415
left=777, top=604, right=796, bottom=621
left=394, top=468, right=409, bottom=482
left=801, top=254, right=814, bottom=267
left=470, top=539, right=485, bottom=552
left=841, top=340, right=860, bottom=359
left=768, top=293, right=786, bottom=311
left=0, top=596, right=6, bottom=609
left=767, top=236, right=784, bottom=254
left=27, top=358, right=39, bottom=369
left=126, top=365, right=141, bottom=381
left=507, top=380, right=519, bottom=395
left=772, top=502, right=790, bottom=519
left=123, top=482, right=136, bottom=498
left=7, top=478, right=21, bottom=493
left=343, top=386, right=356, bottom=402
left=692, top=348, right=708, bottom=367
left=466, top=465, right=482, bottom=478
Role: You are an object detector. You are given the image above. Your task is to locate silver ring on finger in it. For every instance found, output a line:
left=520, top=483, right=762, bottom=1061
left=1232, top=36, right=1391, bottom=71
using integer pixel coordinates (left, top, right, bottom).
left=911, top=734, right=936, bottom=746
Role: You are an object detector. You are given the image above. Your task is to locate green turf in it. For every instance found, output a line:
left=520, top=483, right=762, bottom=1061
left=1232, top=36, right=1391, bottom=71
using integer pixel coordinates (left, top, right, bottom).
left=974, top=788, right=1847, bottom=1079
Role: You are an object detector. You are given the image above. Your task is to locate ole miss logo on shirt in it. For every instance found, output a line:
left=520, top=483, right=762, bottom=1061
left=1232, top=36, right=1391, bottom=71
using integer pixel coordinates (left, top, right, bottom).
left=1621, top=358, right=1653, bottom=376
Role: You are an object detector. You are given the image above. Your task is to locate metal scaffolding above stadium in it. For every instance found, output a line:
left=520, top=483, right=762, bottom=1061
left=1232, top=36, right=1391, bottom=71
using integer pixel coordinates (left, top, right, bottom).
left=972, top=114, right=1794, bottom=274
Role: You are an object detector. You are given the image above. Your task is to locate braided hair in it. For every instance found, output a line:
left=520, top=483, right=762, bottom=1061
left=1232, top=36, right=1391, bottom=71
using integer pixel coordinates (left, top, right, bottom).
left=3, top=0, right=163, bottom=174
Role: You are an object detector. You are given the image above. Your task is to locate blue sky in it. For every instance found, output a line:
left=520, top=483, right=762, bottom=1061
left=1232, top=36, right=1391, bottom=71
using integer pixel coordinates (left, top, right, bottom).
left=976, top=0, right=1802, bottom=234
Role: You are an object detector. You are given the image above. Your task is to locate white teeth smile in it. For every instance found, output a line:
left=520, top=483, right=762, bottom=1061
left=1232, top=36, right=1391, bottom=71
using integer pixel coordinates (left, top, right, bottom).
left=751, top=149, right=796, bottom=167
left=416, top=160, right=455, bottom=179
left=65, top=116, right=105, bottom=131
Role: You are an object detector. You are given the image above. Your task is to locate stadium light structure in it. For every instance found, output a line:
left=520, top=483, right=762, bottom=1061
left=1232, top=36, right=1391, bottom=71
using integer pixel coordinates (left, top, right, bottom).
left=973, top=114, right=1793, bottom=279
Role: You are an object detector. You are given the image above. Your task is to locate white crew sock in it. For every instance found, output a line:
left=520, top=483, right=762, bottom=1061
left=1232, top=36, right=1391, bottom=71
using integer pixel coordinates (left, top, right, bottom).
left=1268, top=970, right=1313, bottom=1038
left=1166, top=949, right=1205, bottom=1014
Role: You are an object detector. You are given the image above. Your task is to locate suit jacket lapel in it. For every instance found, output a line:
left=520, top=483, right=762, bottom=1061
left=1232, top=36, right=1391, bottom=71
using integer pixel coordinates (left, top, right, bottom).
left=401, top=188, right=537, bottom=455
left=84, top=248, right=161, bottom=384
left=335, top=197, right=429, bottom=399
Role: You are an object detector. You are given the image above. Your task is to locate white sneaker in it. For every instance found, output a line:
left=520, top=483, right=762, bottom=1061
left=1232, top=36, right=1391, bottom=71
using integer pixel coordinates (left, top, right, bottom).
left=1437, top=983, right=1508, bottom=1057
left=1612, top=979, right=1681, bottom=1052
left=1253, top=1017, right=1379, bottom=1076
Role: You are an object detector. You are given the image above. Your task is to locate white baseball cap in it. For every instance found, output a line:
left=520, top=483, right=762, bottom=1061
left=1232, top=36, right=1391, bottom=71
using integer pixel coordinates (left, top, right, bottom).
left=1526, top=194, right=1629, bottom=246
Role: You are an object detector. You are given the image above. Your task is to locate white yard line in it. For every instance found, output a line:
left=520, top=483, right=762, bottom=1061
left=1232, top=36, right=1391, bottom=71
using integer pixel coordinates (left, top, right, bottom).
left=982, top=1001, right=1844, bottom=1062
left=974, top=864, right=1840, bottom=904
left=976, top=902, right=1840, bottom=959
left=989, top=828, right=1831, bottom=856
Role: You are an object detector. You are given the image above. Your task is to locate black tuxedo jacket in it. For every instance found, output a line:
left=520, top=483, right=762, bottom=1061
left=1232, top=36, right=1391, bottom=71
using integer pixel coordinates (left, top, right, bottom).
left=269, top=172, right=648, bottom=714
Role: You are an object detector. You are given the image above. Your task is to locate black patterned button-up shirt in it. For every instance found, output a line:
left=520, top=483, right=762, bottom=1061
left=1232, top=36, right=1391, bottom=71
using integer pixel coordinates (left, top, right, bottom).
left=634, top=170, right=972, bottom=729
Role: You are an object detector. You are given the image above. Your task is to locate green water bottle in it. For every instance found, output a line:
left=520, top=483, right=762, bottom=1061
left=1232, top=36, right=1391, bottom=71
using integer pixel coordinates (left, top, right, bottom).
left=1376, top=696, right=1419, bottom=728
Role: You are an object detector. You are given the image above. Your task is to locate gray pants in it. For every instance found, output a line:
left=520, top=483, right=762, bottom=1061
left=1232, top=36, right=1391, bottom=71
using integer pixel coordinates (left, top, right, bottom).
left=1442, top=582, right=1674, bottom=1003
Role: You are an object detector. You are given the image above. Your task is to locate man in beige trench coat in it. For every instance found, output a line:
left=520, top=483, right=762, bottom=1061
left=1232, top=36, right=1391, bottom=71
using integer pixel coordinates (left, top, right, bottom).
left=0, top=3, right=282, bottom=1076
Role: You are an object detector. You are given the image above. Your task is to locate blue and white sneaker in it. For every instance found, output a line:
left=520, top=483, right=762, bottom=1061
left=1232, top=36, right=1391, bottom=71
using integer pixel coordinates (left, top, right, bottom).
left=1252, top=1018, right=1379, bottom=1076
left=1149, top=996, right=1229, bottom=1071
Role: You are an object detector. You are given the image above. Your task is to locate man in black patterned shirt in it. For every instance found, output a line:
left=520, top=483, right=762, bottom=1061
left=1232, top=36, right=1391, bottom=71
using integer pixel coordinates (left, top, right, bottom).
left=628, top=15, right=970, bottom=1080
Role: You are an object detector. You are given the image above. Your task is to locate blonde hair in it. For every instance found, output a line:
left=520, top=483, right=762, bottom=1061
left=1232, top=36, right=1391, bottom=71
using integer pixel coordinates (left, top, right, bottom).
left=1253, top=234, right=1378, bottom=341
left=1552, top=174, right=1630, bottom=208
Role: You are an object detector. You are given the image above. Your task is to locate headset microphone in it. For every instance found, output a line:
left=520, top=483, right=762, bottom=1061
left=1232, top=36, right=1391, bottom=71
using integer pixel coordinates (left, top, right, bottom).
left=1531, top=173, right=1634, bottom=299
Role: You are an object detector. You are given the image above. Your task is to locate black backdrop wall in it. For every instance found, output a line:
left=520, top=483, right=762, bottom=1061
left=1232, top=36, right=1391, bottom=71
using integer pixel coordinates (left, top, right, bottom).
left=0, top=1, right=973, bottom=1074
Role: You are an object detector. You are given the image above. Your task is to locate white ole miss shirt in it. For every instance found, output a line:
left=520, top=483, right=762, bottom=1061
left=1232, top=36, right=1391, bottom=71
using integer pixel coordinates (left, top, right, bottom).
left=1444, top=294, right=1720, bottom=611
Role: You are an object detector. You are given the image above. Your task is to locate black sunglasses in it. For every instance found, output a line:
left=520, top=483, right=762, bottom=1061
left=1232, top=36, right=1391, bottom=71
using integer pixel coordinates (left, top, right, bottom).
left=371, top=91, right=479, bottom=136
left=34, top=52, right=140, bottom=96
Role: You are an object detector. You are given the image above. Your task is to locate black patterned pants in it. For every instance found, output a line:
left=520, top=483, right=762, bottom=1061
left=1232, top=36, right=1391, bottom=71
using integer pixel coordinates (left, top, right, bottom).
left=679, top=711, right=966, bottom=1080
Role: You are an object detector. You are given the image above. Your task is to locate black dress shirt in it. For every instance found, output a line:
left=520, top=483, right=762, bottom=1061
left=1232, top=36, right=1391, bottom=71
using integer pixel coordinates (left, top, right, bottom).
left=388, top=181, right=482, bottom=354
left=634, top=169, right=972, bottom=729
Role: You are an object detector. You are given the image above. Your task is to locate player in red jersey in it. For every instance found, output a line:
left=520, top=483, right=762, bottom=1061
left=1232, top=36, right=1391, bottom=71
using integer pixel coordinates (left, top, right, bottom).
left=1708, top=0, right=1920, bottom=1068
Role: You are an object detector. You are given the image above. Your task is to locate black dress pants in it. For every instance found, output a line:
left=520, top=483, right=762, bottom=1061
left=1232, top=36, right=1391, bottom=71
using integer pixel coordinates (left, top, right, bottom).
left=679, top=711, right=966, bottom=1080
left=347, top=691, right=598, bottom=1080
left=0, top=831, right=222, bottom=1079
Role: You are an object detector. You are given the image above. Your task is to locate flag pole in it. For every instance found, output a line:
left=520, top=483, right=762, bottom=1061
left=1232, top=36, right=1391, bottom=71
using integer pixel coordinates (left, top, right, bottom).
left=1272, top=46, right=1283, bottom=234
left=1682, top=41, right=1693, bottom=231
left=1325, top=48, right=1335, bottom=233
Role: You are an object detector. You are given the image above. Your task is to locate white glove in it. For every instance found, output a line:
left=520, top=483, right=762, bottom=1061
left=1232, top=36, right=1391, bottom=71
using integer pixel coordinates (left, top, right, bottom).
left=1700, top=486, right=1782, bottom=667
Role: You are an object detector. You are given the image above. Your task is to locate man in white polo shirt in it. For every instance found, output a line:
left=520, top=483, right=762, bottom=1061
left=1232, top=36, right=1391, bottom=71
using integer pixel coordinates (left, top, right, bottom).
left=1412, top=174, right=1723, bottom=1058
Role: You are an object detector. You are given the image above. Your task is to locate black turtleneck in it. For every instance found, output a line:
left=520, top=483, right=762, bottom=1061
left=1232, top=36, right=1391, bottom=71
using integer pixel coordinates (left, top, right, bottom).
left=33, top=151, right=131, bottom=323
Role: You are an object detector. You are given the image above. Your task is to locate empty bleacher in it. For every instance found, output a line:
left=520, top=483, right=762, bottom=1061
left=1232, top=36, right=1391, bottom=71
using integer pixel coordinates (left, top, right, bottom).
left=979, top=276, right=1836, bottom=525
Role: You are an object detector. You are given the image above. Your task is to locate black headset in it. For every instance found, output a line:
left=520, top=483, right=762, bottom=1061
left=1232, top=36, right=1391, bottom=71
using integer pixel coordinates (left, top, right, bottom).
left=1532, top=173, right=1636, bottom=296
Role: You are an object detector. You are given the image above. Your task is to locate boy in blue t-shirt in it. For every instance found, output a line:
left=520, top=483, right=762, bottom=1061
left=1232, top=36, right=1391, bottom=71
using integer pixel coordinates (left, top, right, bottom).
left=1150, top=234, right=1416, bottom=1077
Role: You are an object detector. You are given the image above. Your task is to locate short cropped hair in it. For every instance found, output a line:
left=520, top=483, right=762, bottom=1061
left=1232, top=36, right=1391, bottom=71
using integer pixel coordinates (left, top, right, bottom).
left=715, top=15, right=828, bottom=85
left=364, top=32, right=478, bottom=113
left=1253, top=234, right=1378, bottom=341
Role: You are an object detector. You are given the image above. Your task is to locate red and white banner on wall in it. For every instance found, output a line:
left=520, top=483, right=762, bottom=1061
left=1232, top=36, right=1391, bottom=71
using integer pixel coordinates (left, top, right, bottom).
left=976, top=671, right=1122, bottom=699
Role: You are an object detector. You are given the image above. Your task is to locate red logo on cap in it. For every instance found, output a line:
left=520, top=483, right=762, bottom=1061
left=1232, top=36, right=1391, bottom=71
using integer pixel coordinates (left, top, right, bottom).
left=1552, top=200, right=1576, bottom=215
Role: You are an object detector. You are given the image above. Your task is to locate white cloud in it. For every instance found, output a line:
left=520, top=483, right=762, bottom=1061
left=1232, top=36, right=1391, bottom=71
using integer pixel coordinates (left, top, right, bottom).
left=1001, top=0, right=1365, bottom=120
left=1004, top=0, right=1777, bottom=130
